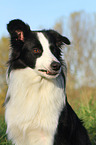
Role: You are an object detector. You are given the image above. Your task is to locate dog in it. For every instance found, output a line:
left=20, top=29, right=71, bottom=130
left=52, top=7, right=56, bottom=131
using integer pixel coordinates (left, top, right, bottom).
left=4, top=19, right=92, bottom=145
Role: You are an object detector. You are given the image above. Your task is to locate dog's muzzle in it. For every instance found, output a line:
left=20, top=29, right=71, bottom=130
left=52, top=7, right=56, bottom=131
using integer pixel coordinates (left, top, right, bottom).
left=38, top=61, right=61, bottom=76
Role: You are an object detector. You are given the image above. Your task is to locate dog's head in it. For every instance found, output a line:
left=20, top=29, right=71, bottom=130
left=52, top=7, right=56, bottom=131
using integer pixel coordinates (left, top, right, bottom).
left=7, top=19, right=70, bottom=79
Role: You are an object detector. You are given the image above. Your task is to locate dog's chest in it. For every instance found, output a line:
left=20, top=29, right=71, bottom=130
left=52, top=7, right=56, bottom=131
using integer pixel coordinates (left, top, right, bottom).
left=5, top=68, right=65, bottom=145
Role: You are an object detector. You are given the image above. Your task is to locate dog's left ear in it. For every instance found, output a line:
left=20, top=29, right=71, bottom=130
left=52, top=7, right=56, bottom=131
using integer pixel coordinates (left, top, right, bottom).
left=49, top=30, right=71, bottom=47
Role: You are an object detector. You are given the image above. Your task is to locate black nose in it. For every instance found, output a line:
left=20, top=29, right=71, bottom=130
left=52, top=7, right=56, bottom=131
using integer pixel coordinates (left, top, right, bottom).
left=51, top=61, right=61, bottom=71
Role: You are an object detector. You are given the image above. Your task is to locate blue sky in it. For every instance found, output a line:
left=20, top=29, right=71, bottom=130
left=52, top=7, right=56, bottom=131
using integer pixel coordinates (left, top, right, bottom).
left=0, top=0, right=96, bottom=38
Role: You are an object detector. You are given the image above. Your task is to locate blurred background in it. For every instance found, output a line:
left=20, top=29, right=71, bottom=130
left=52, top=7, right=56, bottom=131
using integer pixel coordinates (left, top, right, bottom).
left=0, top=0, right=96, bottom=144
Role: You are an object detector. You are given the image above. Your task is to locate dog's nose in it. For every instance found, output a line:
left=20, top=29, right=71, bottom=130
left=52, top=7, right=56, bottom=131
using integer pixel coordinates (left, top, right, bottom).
left=51, top=61, right=61, bottom=71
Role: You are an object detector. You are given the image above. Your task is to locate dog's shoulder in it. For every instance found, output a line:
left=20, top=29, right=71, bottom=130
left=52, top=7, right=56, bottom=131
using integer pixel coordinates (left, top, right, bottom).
left=54, top=100, right=92, bottom=145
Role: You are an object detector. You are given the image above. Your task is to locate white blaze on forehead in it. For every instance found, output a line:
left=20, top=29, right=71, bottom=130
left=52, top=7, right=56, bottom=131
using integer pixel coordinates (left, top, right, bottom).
left=36, top=32, right=59, bottom=70
left=37, top=32, right=49, bottom=50
left=37, top=32, right=51, bottom=57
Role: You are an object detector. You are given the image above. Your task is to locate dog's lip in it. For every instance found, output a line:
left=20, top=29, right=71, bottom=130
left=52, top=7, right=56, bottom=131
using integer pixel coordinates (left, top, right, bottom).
left=38, top=69, right=47, bottom=73
left=38, top=69, right=58, bottom=75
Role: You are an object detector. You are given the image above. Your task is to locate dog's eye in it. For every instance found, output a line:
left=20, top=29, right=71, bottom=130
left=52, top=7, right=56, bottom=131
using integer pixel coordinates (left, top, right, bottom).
left=33, top=48, right=41, bottom=54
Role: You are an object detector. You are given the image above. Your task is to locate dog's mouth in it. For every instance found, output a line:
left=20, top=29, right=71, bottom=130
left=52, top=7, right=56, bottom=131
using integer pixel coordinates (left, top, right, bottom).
left=38, top=69, right=58, bottom=76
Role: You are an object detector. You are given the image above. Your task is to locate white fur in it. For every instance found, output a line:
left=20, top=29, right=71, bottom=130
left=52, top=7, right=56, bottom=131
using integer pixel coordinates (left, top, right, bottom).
left=5, top=68, right=65, bottom=145
left=5, top=32, right=66, bottom=145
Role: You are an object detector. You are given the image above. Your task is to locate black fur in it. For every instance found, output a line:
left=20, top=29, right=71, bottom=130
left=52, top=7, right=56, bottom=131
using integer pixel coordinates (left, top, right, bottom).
left=54, top=97, right=91, bottom=145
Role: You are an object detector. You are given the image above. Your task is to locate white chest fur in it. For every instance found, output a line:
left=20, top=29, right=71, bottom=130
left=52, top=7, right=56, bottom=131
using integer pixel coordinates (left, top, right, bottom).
left=5, top=67, right=65, bottom=145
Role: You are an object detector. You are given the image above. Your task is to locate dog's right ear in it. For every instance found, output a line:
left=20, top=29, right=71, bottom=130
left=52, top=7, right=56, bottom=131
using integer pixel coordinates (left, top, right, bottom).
left=7, top=19, right=30, bottom=49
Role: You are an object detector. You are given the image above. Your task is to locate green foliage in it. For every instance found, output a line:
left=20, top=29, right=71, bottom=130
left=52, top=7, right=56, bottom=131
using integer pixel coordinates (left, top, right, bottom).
left=0, top=116, right=12, bottom=145
left=76, top=98, right=96, bottom=145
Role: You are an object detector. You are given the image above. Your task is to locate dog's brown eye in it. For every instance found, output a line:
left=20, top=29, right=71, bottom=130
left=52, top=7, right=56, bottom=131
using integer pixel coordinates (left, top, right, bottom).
left=33, top=48, right=41, bottom=54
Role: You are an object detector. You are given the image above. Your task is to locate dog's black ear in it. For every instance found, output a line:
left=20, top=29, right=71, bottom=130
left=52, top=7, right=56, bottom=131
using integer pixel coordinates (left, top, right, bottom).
left=7, top=19, right=30, bottom=48
left=49, top=30, right=70, bottom=47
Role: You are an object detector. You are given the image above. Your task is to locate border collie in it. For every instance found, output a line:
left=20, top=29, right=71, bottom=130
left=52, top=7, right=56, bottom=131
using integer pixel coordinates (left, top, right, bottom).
left=5, top=19, right=91, bottom=145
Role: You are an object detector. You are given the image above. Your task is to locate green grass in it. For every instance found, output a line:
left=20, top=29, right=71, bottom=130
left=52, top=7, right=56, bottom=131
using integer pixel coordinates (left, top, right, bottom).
left=76, top=98, right=96, bottom=145
left=0, top=98, right=96, bottom=145
left=0, top=116, right=12, bottom=145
